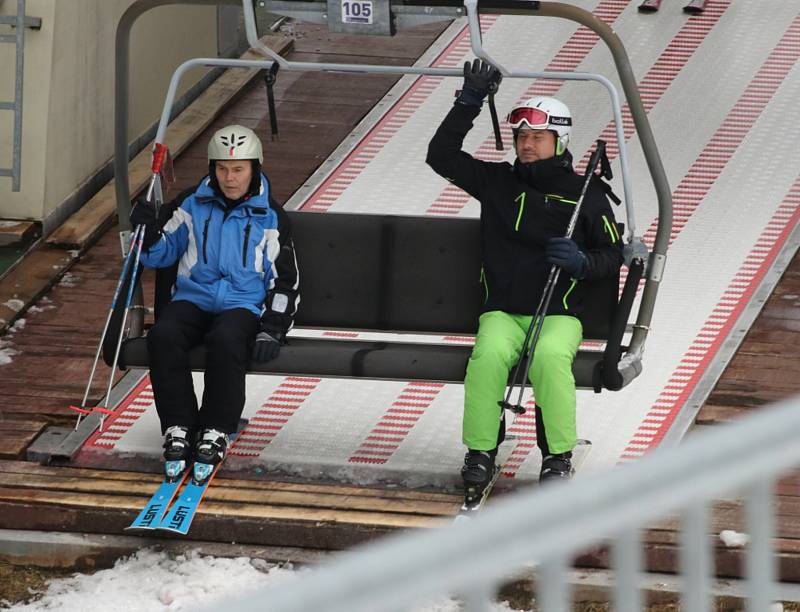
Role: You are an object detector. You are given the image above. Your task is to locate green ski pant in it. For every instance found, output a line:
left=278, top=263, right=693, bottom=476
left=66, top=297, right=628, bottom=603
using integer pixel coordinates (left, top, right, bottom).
left=463, top=310, right=582, bottom=454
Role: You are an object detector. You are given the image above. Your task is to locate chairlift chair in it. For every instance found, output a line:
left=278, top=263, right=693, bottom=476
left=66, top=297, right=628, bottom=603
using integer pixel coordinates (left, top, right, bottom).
left=107, top=0, right=672, bottom=395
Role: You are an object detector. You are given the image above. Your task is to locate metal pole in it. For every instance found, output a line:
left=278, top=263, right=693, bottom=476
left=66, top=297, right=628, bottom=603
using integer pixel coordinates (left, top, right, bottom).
left=529, top=1, right=673, bottom=359
left=746, top=478, right=776, bottom=610
left=11, top=0, right=26, bottom=191
left=681, top=500, right=712, bottom=611
left=613, top=527, right=643, bottom=612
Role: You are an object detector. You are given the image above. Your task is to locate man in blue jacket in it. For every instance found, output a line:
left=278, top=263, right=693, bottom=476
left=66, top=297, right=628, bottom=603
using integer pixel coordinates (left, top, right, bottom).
left=130, top=125, right=299, bottom=474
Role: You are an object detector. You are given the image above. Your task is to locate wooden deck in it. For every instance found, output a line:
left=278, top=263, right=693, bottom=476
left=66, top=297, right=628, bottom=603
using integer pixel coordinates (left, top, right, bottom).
left=0, top=20, right=800, bottom=580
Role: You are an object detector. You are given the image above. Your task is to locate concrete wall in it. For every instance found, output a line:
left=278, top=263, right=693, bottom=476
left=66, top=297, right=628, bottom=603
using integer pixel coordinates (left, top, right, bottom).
left=0, top=0, right=219, bottom=226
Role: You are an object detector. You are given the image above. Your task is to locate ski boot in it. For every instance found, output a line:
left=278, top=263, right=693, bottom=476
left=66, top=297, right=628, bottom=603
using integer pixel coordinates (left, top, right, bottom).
left=193, top=428, right=230, bottom=484
left=163, top=425, right=193, bottom=481
left=460, top=449, right=498, bottom=512
left=539, top=451, right=574, bottom=483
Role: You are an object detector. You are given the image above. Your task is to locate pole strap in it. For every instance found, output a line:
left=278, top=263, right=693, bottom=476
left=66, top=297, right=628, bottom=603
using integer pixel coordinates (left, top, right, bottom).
left=488, top=93, right=503, bottom=151
left=265, top=63, right=280, bottom=140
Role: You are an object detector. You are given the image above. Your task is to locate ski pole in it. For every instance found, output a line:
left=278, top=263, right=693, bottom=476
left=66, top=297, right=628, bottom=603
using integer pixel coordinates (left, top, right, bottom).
left=499, top=140, right=608, bottom=415
left=94, top=222, right=147, bottom=430
left=71, top=224, right=143, bottom=430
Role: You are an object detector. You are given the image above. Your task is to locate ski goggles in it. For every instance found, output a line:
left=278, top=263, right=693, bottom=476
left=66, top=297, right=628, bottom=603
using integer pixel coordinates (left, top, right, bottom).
left=506, top=107, right=571, bottom=130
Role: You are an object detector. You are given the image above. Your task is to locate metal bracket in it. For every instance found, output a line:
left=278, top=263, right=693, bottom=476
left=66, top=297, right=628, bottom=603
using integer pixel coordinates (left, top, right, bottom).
left=648, top=253, right=667, bottom=284
left=623, top=236, right=650, bottom=270
left=256, top=0, right=463, bottom=33
left=0, top=14, right=41, bottom=29
left=119, top=229, right=134, bottom=258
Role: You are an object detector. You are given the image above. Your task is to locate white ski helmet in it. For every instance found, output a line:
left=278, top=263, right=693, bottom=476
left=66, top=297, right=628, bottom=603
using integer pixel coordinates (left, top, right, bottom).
left=507, top=96, right=572, bottom=155
left=207, top=124, right=263, bottom=163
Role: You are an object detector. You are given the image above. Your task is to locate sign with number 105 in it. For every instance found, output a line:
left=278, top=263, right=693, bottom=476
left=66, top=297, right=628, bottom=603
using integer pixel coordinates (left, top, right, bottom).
left=341, top=0, right=373, bottom=24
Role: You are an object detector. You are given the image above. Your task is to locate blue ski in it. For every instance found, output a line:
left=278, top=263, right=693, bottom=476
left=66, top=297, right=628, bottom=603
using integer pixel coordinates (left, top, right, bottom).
left=126, top=463, right=191, bottom=530
left=156, top=461, right=221, bottom=535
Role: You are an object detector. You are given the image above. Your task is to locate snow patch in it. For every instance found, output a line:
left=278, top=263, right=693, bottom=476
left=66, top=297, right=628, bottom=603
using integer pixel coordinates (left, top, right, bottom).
left=0, top=348, right=18, bottom=365
left=8, top=549, right=300, bottom=611
left=719, top=529, right=749, bottom=547
left=0, top=339, right=18, bottom=365
left=59, top=272, right=78, bottom=287
left=3, top=298, right=24, bottom=312
left=5, top=549, right=529, bottom=612
left=9, top=318, right=25, bottom=332
left=28, top=304, right=55, bottom=314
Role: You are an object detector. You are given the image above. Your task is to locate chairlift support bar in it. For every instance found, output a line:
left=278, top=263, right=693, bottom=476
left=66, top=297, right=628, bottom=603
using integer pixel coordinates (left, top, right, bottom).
left=150, top=0, right=635, bottom=233
left=114, top=0, right=672, bottom=383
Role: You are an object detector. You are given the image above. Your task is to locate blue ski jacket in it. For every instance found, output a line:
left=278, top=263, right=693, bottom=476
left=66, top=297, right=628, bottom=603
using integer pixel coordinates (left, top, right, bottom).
left=140, top=175, right=293, bottom=320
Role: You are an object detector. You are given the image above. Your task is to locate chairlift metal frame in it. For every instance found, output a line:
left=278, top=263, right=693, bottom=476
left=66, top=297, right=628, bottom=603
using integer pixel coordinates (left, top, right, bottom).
left=113, top=0, right=672, bottom=388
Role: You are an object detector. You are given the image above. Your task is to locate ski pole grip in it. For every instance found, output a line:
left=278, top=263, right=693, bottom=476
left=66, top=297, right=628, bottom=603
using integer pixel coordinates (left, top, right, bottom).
left=151, top=142, right=168, bottom=174
left=585, top=139, right=607, bottom=178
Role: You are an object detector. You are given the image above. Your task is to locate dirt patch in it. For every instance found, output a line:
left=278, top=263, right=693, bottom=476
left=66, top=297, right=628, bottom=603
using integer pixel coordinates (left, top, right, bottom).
left=0, top=561, right=75, bottom=608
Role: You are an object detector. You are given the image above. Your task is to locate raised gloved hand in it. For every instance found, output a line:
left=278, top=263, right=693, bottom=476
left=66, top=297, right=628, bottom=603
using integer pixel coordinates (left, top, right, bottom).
left=251, top=331, right=281, bottom=363
left=545, top=237, right=588, bottom=279
left=129, top=198, right=162, bottom=250
left=456, top=59, right=503, bottom=107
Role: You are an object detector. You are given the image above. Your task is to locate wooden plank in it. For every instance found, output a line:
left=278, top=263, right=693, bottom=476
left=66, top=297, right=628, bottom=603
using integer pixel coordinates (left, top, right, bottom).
left=0, top=499, right=409, bottom=550
left=0, top=248, right=76, bottom=332
left=0, top=471, right=457, bottom=516
left=0, top=487, right=447, bottom=530
left=0, top=419, right=47, bottom=433
left=290, top=23, right=449, bottom=59
left=46, top=35, right=293, bottom=250
left=0, top=460, right=459, bottom=503
left=0, top=419, right=47, bottom=459
left=0, top=220, right=37, bottom=246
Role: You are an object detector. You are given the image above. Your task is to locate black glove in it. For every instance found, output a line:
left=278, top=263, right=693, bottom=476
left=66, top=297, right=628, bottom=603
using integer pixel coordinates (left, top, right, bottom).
left=545, top=237, right=588, bottom=279
left=251, top=331, right=281, bottom=363
left=456, top=59, right=503, bottom=107
left=129, top=198, right=161, bottom=250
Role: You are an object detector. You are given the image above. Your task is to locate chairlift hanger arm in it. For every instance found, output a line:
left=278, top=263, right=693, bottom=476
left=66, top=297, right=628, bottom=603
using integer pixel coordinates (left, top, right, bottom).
left=115, top=0, right=671, bottom=376
left=241, top=0, right=639, bottom=228
left=114, top=0, right=239, bottom=235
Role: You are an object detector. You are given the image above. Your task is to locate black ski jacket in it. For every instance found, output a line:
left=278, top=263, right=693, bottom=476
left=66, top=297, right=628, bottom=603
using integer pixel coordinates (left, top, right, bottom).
left=426, top=103, right=623, bottom=322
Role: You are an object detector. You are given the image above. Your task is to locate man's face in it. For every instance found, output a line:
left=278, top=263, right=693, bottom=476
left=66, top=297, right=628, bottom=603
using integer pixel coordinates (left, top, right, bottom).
left=215, top=159, right=253, bottom=200
left=515, top=128, right=556, bottom=163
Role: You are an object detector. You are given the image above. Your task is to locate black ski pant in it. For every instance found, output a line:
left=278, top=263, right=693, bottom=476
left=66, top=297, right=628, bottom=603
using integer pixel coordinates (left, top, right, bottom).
left=146, top=300, right=258, bottom=435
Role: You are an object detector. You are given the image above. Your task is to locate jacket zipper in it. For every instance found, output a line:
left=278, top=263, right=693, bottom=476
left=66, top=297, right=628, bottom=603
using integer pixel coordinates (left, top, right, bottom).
left=562, top=279, right=578, bottom=310
left=514, top=192, right=526, bottom=231
left=242, top=221, right=252, bottom=267
left=202, top=217, right=210, bottom=264
left=480, top=267, right=489, bottom=303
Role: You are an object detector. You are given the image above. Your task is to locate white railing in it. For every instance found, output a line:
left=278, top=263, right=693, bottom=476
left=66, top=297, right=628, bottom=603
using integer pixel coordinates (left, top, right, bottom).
left=212, top=395, right=800, bottom=612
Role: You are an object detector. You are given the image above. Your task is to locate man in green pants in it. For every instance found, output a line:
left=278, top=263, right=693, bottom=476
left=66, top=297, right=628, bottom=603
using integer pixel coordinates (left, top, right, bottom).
left=426, top=60, right=623, bottom=504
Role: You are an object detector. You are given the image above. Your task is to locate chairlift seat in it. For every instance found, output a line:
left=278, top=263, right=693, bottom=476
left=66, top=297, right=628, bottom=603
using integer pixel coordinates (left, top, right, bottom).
left=107, top=211, right=639, bottom=390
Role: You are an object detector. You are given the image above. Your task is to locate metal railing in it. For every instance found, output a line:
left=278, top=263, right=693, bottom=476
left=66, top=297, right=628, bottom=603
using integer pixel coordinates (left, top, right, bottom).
left=210, top=394, right=800, bottom=612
